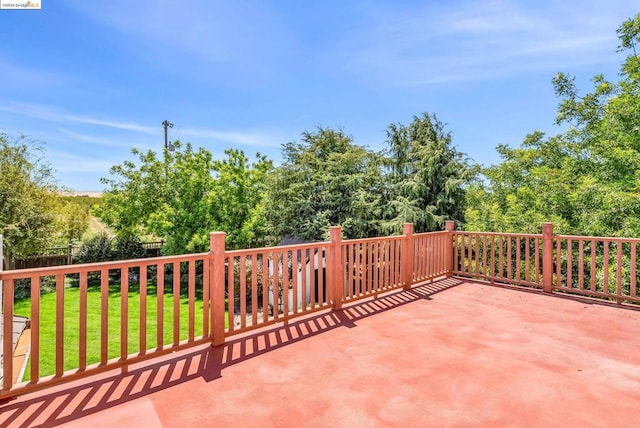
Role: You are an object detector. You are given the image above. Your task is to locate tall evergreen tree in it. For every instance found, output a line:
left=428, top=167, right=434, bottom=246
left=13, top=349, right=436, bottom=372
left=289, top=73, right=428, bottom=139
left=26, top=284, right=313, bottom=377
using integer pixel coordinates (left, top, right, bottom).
left=264, top=127, right=385, bottom=241
left=383, top=113, right=476, bottom=233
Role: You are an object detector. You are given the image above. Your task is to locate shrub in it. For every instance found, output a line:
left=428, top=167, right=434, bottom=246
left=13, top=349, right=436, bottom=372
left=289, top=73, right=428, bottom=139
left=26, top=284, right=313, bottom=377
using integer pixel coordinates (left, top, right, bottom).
left=75, top=233, right=114, bottom=264
left=114, top=232, right=146, bottom=260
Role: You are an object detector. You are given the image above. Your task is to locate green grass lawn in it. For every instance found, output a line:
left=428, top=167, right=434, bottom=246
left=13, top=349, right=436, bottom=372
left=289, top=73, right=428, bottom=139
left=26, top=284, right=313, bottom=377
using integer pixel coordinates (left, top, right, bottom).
left=13, top=281, right=223, bottom=381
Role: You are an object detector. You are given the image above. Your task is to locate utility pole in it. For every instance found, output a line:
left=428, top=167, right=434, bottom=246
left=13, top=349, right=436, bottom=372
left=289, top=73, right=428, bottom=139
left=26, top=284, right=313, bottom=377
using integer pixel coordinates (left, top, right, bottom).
left=162, top=120, right=174, bottom=179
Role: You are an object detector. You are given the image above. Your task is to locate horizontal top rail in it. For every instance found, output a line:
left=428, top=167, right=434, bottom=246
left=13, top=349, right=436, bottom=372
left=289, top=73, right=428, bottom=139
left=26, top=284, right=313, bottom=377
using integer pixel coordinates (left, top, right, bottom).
left=413, top=231, right=450, bottom=238
left=453, top=231, right=543, bottom=239
left=225, top=241, right=328, bottom=256
left=342, top=235, right=405, bottom=244
left=556, top=234, right=640, bottom=243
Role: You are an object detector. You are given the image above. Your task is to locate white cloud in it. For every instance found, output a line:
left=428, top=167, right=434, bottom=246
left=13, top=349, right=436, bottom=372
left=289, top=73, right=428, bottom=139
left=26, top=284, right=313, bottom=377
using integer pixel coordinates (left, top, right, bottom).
left=47, top=150, right=116, bottom=174
left=64, top=0, right=289, bottom=73
left=340, top=0, right=634, bottom=86
left=0, top=102, right=284, bottom=149
left=0, top=103, right=157, bottom=134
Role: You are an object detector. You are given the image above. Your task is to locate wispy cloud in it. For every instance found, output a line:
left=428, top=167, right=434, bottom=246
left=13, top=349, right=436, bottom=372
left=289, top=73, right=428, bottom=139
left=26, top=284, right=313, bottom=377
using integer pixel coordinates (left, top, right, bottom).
left=54, top=128, right=156, bottom=150
left=64, top=0, right=289, bottom=82
left=341, top=0, right=632, bottom=86
left=0, top=103, right=157, bottom=134
left=0, top=102, right=284, bottom=149
left=47, top=150, right=116, bottom=174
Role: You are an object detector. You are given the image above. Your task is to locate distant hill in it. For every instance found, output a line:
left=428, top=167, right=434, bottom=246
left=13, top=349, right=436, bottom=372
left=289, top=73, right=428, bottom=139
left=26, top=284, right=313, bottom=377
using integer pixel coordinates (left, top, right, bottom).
left=60, top=191, right=103, bottom=197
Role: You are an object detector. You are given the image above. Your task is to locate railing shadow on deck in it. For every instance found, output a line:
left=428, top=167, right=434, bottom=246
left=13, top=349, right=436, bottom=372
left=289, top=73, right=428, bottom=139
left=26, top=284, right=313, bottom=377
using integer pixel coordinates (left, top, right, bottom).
left=0, top=277, right=462, bottom=428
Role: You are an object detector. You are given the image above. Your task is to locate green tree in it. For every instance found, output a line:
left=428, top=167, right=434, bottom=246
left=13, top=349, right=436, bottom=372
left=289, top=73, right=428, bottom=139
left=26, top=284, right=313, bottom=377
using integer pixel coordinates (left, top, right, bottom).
left=0, top=134, right=59, bottom=268
left=466, top=13, right=640, bottom=237
left=264, top=127, right=385, bottom=241
left=99, top=142, right=272, bottom=253
left=383, top=113, right=477, bottom=233
left=58, top=199, right=90, bottom=243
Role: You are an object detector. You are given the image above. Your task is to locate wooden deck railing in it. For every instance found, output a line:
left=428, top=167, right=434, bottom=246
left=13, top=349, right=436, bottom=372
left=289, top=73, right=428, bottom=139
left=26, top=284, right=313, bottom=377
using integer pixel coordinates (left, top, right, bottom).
left=0, top=223, right=452, bottom=400
left=3, top=220, right=640, bottom=401
left=452, top=222, right=640, bottom=304
left=452, top=231, right=544, bottom=288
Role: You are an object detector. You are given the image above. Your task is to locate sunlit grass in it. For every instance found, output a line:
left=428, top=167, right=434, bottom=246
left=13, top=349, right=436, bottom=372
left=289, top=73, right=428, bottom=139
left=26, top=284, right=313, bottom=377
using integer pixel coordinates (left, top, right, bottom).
left=13, top=281, right=224, bottom=380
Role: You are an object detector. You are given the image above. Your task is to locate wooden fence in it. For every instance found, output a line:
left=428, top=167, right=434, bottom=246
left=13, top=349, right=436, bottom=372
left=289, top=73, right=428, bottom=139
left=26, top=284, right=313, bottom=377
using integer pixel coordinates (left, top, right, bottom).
left=9, top=241, right=165, bottom=270
left=0, top=224, right=453, bottom=400
left=451, top=223, right=640, bottom=304
left=3, top=220, right=640, bottom=401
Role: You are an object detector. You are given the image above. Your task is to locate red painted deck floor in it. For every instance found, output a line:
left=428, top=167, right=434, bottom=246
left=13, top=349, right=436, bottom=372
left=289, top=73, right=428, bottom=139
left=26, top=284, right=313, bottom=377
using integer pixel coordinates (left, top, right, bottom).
left=1, top=278, right=640, bottom=427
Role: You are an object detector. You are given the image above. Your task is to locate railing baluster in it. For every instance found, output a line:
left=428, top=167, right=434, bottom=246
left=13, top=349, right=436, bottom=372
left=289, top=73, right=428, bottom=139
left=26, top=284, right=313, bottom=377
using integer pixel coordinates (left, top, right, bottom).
left=156, top=264, right=164, bottom=350
left=240, top=255, right=247, bottom=327
left=467, top=234, right=473, bottom=274
left=555, top=239, right=562, bottom=288
left=474, top=233, right=480, bottom=275
left=453, top=234, right=459, bottom=273
left=525, top=237, right=531, bottom=283
left=262, top=253, right=269, bottom=320
left=578, top=240, right=584, bottom=291
left=498, top=236, right=504, bottom=278
left=30, top=276, right=40, bottom=382
left=173, top=262, right=180, bottom=346
left=140, top=265, right=147, bottom=353
left=293, top=250, right=299, bottom=313
left=252, top=254, right=259, bottom=324
left=283, top=251, right=290, bottom=317
left=319, top=248, right=325, bottom=305
left=273, top=253, right=280, bottom=318
left=603, top=241, right=610, bottom=294
left=101, top=270, right=109, bottom=362
left=121, top=269, right=128, bottom=362
left=203, top=257, right=210, bottom=338
left=188, top=260, right=195, bottom=342
left=3, top=279, right=14, bottom=390
left=533, top=238, right=540, bottom=284
left=515, top=236, right=521, bottom=281
left=374, top=242, right=379, bottom=291
left=79, top=271, right=88, bottom=370
left=56, top=273, right=65, bottom=377
left=567, top=239, right=573, bottom=288
left=632, top=243, right=637, bottom=299
left=309, top=250, right=316, bottom=308
left=228, top=257, right=235, bottom=328
left=590, top=240, right=596, bottom=292
left=507, top=237, right=513, bottom=280
left=616, top=241, right=622, bottom=299
left=482, top=235, right=488, bottom=277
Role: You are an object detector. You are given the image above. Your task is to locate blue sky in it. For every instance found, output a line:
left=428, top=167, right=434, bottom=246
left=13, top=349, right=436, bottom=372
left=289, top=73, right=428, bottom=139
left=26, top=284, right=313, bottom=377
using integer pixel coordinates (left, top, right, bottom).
left=0, top=0, right=637, bottom=191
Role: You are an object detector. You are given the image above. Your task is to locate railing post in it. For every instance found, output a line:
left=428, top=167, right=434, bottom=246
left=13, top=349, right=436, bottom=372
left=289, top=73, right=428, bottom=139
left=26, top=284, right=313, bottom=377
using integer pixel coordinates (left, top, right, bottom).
left=0, top=234, right=3, bottom=306
left=542, top=222, right=554, bottom=293
left=402, top=223, right=414, bottom=290
left=210, top=232, right=226, bottom=346
left=67, top=243, right=73, bottom=265
left=329, top=226, right=344, bottom=310
left=445, top=221, right=455, bottom=276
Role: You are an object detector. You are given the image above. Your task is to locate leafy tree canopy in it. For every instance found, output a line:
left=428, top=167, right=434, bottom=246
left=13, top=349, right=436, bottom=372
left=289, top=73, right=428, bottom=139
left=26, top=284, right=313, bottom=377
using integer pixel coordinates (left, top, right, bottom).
left=265, top=127, right=385, bottom=241
left=0, top=133, right=60, bottom=267
left=98, top=142, right=272, bottom=253
left=264, top=119, right=475, bottom=241
left=466, top=13, right=640, bottom=237
left=383, top=113, right=477, bottom=234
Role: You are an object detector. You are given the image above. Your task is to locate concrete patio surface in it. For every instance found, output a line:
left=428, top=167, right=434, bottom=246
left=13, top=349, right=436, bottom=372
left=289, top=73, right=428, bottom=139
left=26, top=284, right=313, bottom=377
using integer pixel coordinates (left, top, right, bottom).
left=1, top=278, right=639, bottom=427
